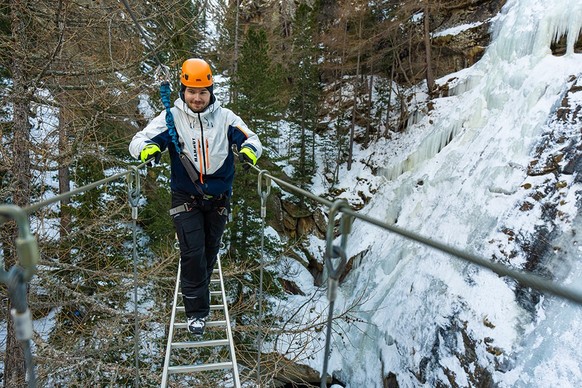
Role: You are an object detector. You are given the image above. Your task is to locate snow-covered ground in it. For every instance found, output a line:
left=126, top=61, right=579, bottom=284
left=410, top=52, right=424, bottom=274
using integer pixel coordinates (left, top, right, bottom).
left=268, top=0, right=582, bottom=386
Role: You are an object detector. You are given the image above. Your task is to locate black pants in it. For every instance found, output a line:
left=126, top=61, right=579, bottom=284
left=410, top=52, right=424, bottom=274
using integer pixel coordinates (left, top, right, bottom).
left=171, top=191, right=228, bottom=318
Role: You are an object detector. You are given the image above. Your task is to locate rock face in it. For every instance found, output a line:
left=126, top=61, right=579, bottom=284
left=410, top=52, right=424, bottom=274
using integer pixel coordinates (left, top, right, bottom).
left=399, top=0, right=508, bottom=85
left=264, top=2, right=515, bottom=385
left=432, top=0, right=507, bottom=75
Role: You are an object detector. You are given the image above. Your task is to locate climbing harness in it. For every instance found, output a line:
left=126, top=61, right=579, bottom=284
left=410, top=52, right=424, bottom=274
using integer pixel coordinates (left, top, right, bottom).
left=118, top=1, right=243, bottom=385
left=169, top=193, right=229, bottom=216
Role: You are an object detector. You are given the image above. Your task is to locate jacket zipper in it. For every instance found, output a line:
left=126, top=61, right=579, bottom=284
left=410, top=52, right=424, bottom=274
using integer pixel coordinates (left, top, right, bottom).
left=196, top=140, right=204, bottom=183
left=197, top=113, right=208, bottom=184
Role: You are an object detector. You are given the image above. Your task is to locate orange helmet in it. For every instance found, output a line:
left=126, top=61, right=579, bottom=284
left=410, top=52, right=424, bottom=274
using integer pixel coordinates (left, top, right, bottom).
left=180, top=58, right=213, bottom=87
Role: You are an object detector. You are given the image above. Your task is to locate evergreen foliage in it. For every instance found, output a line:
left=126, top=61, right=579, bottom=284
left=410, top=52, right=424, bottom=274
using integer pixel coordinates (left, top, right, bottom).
left=0, top=0, right=490, bottom=384
left=231, top=27, right=284, bottom=146
left=213, top=0, right=239, bottom=77
left=287, top=3, right=321, bottom=185
left=140, top=0, right=208, bottom=70
left=0, top=0, right=9, bottom=78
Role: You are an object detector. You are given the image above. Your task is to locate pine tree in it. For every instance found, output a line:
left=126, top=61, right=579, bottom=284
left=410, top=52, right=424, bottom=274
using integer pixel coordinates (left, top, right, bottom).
left=287, top=3, right=321, bottom=186
left=232, top=26, right=283, bottom=145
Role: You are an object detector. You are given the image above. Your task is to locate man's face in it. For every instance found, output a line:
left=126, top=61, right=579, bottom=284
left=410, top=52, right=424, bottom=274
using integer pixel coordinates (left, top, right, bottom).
left=184, top=87, right=211, bottom=112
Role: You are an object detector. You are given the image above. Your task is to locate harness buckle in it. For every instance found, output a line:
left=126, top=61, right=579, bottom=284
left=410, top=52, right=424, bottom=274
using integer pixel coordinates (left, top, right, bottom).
left=169, top=202, right=192, bottom=216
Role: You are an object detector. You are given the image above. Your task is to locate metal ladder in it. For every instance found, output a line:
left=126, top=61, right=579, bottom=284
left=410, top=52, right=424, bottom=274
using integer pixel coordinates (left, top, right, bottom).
left=161, top=256, right=241, bottom=387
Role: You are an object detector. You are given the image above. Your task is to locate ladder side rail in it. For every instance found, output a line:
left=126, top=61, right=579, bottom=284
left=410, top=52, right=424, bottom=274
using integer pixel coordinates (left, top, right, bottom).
left=161, top=263, right=182, bottom=387
left=217, top=256, right=241, bottom=388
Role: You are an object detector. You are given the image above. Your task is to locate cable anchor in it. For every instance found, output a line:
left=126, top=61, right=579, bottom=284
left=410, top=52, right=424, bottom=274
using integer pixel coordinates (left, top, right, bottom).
left=257, top=170, right=271, bottom=219
left=128, top=166, right=141, bottom=220
left=325, top=200, right=352, bottom=288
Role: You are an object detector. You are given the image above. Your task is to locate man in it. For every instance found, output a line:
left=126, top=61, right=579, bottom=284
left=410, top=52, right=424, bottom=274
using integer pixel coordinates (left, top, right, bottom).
left=129, top=58, right=262, bottom=335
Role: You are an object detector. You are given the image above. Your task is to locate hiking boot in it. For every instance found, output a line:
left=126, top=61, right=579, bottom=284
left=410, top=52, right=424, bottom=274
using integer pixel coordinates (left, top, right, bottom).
left=187, top=317, right=206, bottom=336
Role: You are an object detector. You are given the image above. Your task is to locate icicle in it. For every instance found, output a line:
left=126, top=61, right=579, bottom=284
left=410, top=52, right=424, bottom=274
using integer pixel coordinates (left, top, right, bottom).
left=379, top=121, right=466, bottom=181
left=381, top=0, right=582, bottom=183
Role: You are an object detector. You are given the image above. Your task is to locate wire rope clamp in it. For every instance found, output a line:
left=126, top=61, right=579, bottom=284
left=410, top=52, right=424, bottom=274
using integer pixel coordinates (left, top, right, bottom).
left=16, top=234, right=39, bottom=282
left=11, top=308, right=33, bottom=341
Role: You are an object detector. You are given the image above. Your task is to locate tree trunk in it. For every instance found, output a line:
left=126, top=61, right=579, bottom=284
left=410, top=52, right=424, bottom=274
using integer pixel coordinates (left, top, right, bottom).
left=5, top=1, right=32, bottom=385
left=384, top=60, right=395, bottom=137
left=366, top=69, right=374, bottom=143
left=231, top=0, right=240, bottom=104
left=347, top=17, right=362, bottom=171
left=58, top=106, right=72, bottom=242
left=299, top=92, right=306, bottom=175
left=424, top=4, right=435, bottom=95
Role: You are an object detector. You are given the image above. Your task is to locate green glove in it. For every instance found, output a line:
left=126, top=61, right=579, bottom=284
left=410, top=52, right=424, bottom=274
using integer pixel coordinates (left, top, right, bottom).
left=140, top=144, right=161, bottom=164
left=239, top=147, right=257, bottom=170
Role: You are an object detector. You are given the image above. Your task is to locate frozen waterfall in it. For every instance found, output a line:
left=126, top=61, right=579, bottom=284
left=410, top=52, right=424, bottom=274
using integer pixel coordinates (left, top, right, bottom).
left=326, top=0, right=582, bottom=386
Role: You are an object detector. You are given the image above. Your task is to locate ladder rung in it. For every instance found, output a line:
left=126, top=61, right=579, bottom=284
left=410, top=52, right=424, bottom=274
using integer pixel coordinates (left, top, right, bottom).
left=178, top=291, right=222, bottom=297
left=167, top=362, right=233, bottom=374
left=176, top=305, right=223, bottom=313
left=171, top=339, right=229, bottom=349
left=174, top=320, right=227, bottom=329
left=163, top=258, right=240, bottom=388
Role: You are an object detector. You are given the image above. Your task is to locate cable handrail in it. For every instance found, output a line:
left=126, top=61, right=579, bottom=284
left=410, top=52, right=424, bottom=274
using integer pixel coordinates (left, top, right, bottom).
left=250, top=162, right=582, bottom=306
left=22, top=162, right=148, bottom=216
left=245, top=161, right=582, bottom=387
left=0, top=159, right=148, bottom=388
left=3, top=154, right=582, bottom=388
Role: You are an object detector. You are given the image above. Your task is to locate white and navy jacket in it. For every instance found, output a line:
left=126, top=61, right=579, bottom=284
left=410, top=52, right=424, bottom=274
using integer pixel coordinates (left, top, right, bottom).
left=129, top=97, right=262, bottom=197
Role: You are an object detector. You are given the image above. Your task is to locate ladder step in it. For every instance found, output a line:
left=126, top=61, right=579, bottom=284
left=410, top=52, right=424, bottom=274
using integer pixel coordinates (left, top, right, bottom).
left=178, top=291, right=222, bottom=297
left=167, top=362, right=233, bottom=374
left=174, top=320, right=227, bottom=329
left=176, top=305, right=223, bottom=313
left=171, top=339, right=229, bottom=349
left=162, top=258, right=240, bottom=388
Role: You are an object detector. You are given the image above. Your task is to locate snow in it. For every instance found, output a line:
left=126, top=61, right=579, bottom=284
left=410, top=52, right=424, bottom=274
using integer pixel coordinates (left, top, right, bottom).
left=432, top=21, right=485, bottom=38
left=267, top=0, right=582, bottom=386
left=2, top=0, right=581, bottom=385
